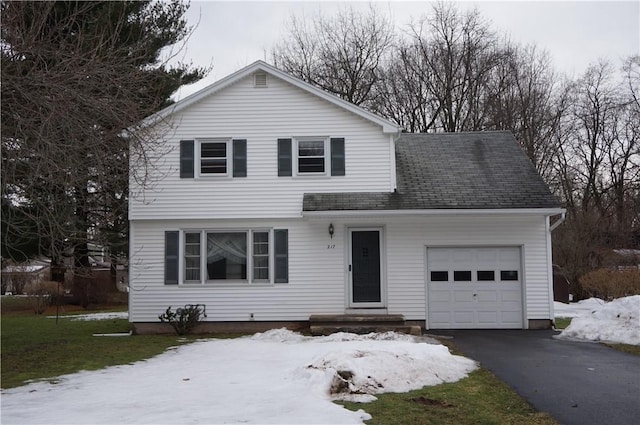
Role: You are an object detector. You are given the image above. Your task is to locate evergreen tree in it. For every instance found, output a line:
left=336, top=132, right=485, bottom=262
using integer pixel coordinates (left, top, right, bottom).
left=1, top=1, right=207, bottom=275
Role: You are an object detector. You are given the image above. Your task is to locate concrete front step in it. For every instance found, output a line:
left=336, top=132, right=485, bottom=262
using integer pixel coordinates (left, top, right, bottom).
left=309, top=314, right=421, bottom=336
left=309, top=314, right=406, bottom=325
left=310, top=325, right=422, bottom=336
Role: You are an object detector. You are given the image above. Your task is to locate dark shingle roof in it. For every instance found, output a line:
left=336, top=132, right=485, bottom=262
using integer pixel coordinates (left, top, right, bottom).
left=303, top=131, right=560, bottom=212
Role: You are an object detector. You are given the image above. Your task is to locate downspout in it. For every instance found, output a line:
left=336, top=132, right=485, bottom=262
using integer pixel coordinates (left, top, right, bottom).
left=389, top=134, right=397, bottom=191
left=546, top=211, right=566, bottom=329
left=549, top=212, right=566, bottom=232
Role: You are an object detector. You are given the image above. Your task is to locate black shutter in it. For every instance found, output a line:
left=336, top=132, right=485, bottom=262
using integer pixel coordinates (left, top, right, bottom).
left=277, top=138, right=292, bottom=176
left=180, top=140, right=194, bottom=178
left=274, top=229, right=288, bottom=283
left=233, top=139, right=247, bottom=177
left=165, top=231, right=179, bottom=285
left=330, top=137, right=345, bottom=176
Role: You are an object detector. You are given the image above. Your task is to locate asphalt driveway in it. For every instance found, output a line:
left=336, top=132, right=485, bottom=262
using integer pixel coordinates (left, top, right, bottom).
left=433, top=330, right=640, bottom=425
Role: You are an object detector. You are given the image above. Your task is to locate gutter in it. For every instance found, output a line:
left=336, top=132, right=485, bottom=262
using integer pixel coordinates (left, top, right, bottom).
left=303, top=208, right=566, bottom=219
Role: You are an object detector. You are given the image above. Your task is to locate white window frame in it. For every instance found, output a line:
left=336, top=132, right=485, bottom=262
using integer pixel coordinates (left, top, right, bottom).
left=180, top=229, right=273, bottom=285
left=293, top=137, right=329, bottom=176
left=196, top=138, right=232, bottom=177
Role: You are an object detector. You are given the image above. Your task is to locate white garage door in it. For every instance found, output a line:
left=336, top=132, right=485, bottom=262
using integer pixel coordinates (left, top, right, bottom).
left=427, top=247, right=523, bottom=329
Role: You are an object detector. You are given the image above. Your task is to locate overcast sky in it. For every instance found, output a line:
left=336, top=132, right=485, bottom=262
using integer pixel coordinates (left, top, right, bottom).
left=170, top=0, right=640, bottom=100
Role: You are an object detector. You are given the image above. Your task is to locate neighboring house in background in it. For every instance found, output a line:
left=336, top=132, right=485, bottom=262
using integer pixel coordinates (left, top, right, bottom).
left=610, top=249, right=640, bottom=271
left=1, top=259, right=50, bottom=294
left=128, top=61, right=565, bottom=333
left=552, top=265, right=572, bottom=303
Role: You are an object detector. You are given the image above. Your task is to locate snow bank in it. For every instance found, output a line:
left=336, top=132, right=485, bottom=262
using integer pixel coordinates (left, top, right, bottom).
left=557, top=296, right=640, bottom=345
left=1, top=329, right=476, bottom=425
left=554, top=298, right=606, bottom=318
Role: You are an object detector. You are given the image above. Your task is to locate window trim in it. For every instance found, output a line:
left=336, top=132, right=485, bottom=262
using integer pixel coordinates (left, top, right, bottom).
left=196, top=138, right=232, bottom=178
left=293, top=136, right=330, bottom=176
left=180, top=229, right=274, bottom=285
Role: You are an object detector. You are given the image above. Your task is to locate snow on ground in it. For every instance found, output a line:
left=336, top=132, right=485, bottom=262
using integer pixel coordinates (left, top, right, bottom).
left=1, top=329, right=477, bottom=425
left=554, top=298, right=606, bottom=318
left=46, top=311, right=129, bottom=321
left=555, top=296, right=640, bottom=345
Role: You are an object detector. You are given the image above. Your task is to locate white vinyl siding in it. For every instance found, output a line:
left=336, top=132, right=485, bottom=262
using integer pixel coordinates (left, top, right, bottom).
left=129, top=214, right=552, bottom=326
left=129, top=73, right=393, bottom=220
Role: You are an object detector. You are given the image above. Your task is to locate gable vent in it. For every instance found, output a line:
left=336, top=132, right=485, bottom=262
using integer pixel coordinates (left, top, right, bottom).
left=254, top=72, right=268, bottom=87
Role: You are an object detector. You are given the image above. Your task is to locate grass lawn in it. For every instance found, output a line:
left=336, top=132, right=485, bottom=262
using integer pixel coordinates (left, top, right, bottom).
left=604, top=343, right=640, bottom=356
left=553, top=317, right=572, bottom=329
left=1, top=297, right=198, bottom=389
left=339, top=368, right=558, bottom=425
left=2, top=297, right=559, bottom=423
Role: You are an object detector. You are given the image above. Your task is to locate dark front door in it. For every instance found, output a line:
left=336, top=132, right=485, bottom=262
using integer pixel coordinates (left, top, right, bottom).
left=351, top=230, right=381, bottom=304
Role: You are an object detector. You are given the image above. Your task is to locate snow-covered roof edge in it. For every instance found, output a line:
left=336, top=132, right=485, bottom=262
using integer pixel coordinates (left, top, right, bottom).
left=141, top=60, right=402, bottom=134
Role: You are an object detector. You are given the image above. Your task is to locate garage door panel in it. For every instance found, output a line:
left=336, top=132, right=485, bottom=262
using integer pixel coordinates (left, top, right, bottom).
left=499, top=248, right=520, bottom=263
left=427, top=247, right=523, bottom=329
left=476, top=250, right=498, bottom=263
left=429, top=291, right=451, bottom=303
left=453, top=291, right=475, bottom=302
left=453, top=249, right=473, bottom=262
left=476, top=290, right=498, bottom=302
left=430, top=312, right=453, bottom=326
left=477, top=311, right=499, bottom=324
left=453, top=311, right=474, bottom=324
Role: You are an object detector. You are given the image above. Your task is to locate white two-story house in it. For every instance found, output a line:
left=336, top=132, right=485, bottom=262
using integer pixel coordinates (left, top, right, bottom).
left=129, top=61, right=564, bottom=333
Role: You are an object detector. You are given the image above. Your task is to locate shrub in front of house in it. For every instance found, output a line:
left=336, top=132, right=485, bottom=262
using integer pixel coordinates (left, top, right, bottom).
left=579, top=269, right=640, bottom=300
left=158, top=305, right=203, bottom=335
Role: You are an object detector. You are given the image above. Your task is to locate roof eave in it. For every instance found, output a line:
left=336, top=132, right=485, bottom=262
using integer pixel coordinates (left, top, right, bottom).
left=302, top=208, right=566, bottom=218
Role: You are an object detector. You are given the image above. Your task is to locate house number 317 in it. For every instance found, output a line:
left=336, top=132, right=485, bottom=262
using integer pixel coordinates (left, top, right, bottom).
left=327, top=244, right=336, bottom=249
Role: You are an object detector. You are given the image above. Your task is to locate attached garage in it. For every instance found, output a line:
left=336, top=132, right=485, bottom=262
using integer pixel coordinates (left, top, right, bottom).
left=427, top=247, right=524, bottom=329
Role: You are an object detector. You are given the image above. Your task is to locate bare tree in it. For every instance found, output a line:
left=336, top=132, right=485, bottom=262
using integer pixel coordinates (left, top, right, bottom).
left=272, top=4, right=394, bottom=109
left=484, top=44, right=565, bottom=182
left=405, top=3, right=503, bottom=132
left=552, top=57, right=640, bottom=291
left=374, top=41, right=439, bottom=132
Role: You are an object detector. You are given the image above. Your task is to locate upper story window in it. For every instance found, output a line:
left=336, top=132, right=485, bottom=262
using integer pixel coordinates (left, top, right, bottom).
left=180, top=139, right=247, bottom=179
left=277, top=137, right=344, bottom=177
left=297, top=139, right=326, bottom=174
left=198, top=139, right=230, bottom=176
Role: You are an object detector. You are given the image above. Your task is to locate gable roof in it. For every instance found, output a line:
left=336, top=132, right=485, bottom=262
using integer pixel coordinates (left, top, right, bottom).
left=142, top=60, right=401, bottom=134
left=303, top=131, right=561, bottom=213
